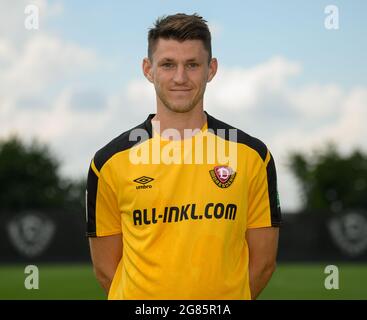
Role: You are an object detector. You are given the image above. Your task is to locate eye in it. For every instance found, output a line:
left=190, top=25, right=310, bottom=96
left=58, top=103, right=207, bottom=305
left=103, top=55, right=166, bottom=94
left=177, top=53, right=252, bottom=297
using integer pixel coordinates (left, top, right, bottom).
left=187, top=63, right=199, bottom=69
left=161, top=63, right=174, bottom=69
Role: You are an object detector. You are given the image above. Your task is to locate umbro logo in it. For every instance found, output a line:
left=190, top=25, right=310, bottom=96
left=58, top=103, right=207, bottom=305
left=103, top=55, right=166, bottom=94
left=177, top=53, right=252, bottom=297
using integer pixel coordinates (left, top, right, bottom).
left=134, top=176, right=154, bottom=189
left=134, top=176, right=154, bottom=185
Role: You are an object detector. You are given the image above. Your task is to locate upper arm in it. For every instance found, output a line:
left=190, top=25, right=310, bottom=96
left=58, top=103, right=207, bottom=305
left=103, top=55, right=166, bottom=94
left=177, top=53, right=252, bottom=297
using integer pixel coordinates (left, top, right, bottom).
left=86, top=158, right=123, bottom=289
left=89, top=234, right=123, bottom=276
left=246, top=227, right=279, bottom=266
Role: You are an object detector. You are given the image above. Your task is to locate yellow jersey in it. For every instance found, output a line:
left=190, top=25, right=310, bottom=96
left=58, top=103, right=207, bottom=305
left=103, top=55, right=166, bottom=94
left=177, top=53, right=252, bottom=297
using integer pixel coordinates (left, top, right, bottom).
left=86, top=112, right=282, bottom=299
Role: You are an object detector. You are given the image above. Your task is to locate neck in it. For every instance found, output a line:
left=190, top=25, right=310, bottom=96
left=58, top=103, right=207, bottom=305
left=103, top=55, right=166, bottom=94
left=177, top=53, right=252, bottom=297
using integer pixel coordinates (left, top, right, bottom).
left=152, top=104, right=207, bottom=140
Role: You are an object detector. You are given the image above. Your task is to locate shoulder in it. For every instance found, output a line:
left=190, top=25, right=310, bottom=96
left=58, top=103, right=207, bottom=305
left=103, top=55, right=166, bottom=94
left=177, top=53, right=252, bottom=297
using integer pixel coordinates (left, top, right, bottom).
left=93, top=118, right=152, bottom=171
left=206, top=112, right=268, bottom=162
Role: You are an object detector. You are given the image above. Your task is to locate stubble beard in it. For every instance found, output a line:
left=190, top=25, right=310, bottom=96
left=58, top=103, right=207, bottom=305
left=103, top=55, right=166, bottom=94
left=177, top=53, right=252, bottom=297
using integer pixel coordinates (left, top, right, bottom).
left=156, top=84, right=206, bottom=114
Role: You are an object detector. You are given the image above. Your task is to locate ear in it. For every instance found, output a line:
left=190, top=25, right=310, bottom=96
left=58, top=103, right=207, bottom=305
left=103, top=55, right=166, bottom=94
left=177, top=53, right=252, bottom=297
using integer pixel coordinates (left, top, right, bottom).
left=207, top=58, right=218, bottom=83
left=142, top=58, right=154, bottom=83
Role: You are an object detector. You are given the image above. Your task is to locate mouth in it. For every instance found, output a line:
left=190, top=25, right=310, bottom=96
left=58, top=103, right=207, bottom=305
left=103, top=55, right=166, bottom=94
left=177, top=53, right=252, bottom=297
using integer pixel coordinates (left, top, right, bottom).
left=169, top=89, right=192, bottom=93
left=170, top=87, right=192, bottom=91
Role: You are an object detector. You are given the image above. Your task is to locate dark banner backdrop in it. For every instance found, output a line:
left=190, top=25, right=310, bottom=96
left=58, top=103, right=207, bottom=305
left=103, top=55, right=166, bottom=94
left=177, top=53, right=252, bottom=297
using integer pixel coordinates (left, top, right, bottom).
left=1, top=210, right=367, bottom=263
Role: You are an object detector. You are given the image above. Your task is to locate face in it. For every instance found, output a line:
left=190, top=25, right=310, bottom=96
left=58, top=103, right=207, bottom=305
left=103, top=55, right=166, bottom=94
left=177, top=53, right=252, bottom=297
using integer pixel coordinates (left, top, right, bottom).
left=143, top=39, right=217, bottom=113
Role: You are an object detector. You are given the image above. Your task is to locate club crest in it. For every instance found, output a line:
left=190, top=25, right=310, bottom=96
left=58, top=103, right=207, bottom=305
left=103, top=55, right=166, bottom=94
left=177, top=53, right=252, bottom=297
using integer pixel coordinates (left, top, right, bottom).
left=327, top=211, right=367, bottom=257
left=209, top=166, right=236, bottom=188
left=7, top=211, right=56, bottom=258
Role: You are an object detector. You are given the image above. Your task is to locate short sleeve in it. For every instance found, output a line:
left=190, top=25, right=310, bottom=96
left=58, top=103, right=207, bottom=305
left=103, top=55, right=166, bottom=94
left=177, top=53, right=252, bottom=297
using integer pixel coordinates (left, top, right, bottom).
left=86, top=159, right=121, bottom=237
left=247, top=150, right=282, bottom=228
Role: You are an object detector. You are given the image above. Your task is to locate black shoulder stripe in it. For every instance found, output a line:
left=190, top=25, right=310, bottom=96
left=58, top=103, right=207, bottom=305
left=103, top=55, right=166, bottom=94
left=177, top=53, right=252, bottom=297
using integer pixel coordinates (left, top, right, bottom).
left=206, top=112, right=268, bottom=161
left=86, top=164, right=97, bottom=237
left=93, top=114, right=154, bottom=171
left=266, top=153, right=282, bottom=227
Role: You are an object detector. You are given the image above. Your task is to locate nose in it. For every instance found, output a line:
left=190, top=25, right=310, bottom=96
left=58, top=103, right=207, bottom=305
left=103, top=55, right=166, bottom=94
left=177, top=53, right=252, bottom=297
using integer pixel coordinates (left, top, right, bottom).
left=172, top=64, right=188, bottom=84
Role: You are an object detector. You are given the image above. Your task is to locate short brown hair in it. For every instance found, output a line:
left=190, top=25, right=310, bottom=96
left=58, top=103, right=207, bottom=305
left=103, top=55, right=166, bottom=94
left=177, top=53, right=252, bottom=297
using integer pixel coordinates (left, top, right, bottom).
left=148, top=13, right=212, bottom=63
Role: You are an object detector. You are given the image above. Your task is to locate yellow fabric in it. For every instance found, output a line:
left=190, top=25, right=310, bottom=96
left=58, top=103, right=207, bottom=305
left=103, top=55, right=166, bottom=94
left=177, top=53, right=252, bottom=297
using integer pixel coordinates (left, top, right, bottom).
left=92, top=127, right=274, bottom=300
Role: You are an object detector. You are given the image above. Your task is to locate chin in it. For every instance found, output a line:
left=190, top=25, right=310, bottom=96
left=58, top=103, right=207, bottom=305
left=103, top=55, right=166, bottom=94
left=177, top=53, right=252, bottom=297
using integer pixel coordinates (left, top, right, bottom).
left=167, top=103, right=196, bottom=113
left=158, top=92, right=201, bottom=113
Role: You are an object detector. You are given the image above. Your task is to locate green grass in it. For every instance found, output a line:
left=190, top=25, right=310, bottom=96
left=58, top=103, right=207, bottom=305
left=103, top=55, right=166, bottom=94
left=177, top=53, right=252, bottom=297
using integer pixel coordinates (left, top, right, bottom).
left=0, top=264, right=105, bottom=300
left=0, top=263, right=366, bottom=299
left=259, top=263, right=367, bottom=300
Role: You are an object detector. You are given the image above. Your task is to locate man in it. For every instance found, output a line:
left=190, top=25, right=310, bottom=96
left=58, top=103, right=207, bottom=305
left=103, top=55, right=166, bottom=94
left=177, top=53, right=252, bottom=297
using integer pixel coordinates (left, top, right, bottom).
left=86, top=13, right=282, bottom=300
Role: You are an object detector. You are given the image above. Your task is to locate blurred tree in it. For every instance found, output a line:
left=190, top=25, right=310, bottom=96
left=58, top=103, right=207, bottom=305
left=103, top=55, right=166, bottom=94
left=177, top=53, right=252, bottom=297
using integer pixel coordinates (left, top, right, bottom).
left=288, top=143, right=367, bottom=212
left=0, top=136, right=85, bottom=213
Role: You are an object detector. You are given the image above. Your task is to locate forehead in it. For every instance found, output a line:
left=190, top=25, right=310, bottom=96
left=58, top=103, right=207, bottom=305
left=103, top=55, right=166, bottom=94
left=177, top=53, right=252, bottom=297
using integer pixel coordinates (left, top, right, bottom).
left=152, top=38, right=207, bottom=61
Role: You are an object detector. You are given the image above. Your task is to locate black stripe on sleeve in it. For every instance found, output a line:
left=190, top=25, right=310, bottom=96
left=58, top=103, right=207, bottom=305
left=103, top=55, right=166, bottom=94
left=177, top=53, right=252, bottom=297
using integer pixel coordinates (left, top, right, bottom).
left=86, top=163, right=98, bottom=237
left=206, top=111, right=267, bottom=161
left=94, top=115, right=154, bottom=172
left=266, top=153, right=282, bottom=227
left=85, top=115, right=154, bottom=237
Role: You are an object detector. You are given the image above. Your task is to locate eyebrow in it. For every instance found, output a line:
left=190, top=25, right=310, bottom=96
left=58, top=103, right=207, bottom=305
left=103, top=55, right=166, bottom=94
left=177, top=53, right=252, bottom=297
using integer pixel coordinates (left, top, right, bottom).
left=158, top=58, right=199, bottom=63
